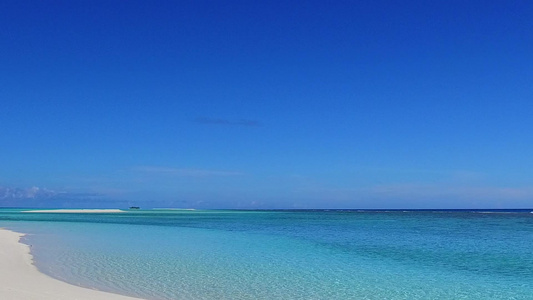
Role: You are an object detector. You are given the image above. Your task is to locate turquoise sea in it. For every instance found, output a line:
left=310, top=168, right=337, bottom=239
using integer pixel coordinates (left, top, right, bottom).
left=0, top=209, right=532, bottom=299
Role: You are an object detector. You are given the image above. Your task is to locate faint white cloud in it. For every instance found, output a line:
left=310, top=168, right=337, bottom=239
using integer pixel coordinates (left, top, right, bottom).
left=290, top=181, right=533, bottom=209
left=0, top=186, right=58, bottom=199
left=134, top=166, right=243, bottom=177
left=366, top=184, right=533, bottom=200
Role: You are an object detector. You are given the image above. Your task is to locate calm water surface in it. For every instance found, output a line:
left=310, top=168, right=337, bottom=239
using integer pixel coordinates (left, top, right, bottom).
left=1, top=209, right=532, bottom=299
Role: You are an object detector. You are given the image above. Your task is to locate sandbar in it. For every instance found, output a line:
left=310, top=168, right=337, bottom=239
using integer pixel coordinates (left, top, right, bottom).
left=0, top=228, right=144, bottom=300
left=22, top=209, right=126, bottom=213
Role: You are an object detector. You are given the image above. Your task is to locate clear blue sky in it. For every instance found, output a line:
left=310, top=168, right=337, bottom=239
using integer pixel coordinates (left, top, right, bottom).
left=1, top=0, right=532, bottom=209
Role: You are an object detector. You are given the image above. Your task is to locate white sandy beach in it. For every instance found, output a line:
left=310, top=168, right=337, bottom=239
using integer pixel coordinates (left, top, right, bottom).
left=22, top=209, right=126, bottom=213
left=0, top=228, right=144, bottom=300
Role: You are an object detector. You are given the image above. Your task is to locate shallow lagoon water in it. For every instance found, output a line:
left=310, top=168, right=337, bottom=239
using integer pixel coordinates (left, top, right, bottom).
left=1, top=209, right=532, bottom=299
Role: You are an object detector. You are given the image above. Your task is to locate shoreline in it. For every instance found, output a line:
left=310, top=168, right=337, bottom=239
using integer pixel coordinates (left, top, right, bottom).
left=0, top=228, right=145, bottom=300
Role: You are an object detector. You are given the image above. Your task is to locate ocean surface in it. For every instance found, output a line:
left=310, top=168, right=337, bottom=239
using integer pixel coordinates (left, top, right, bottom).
left=0, top=209, right=532, bottom=299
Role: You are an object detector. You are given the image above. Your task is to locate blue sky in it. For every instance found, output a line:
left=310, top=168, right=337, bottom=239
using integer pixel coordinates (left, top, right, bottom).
left=1, top=0, right=532, bottom=209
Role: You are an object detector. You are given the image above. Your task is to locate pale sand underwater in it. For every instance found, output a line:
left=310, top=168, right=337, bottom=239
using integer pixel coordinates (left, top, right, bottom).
left=0, top=228, right=143, bottom=300
left=1, top=209, right=531, bottom=299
